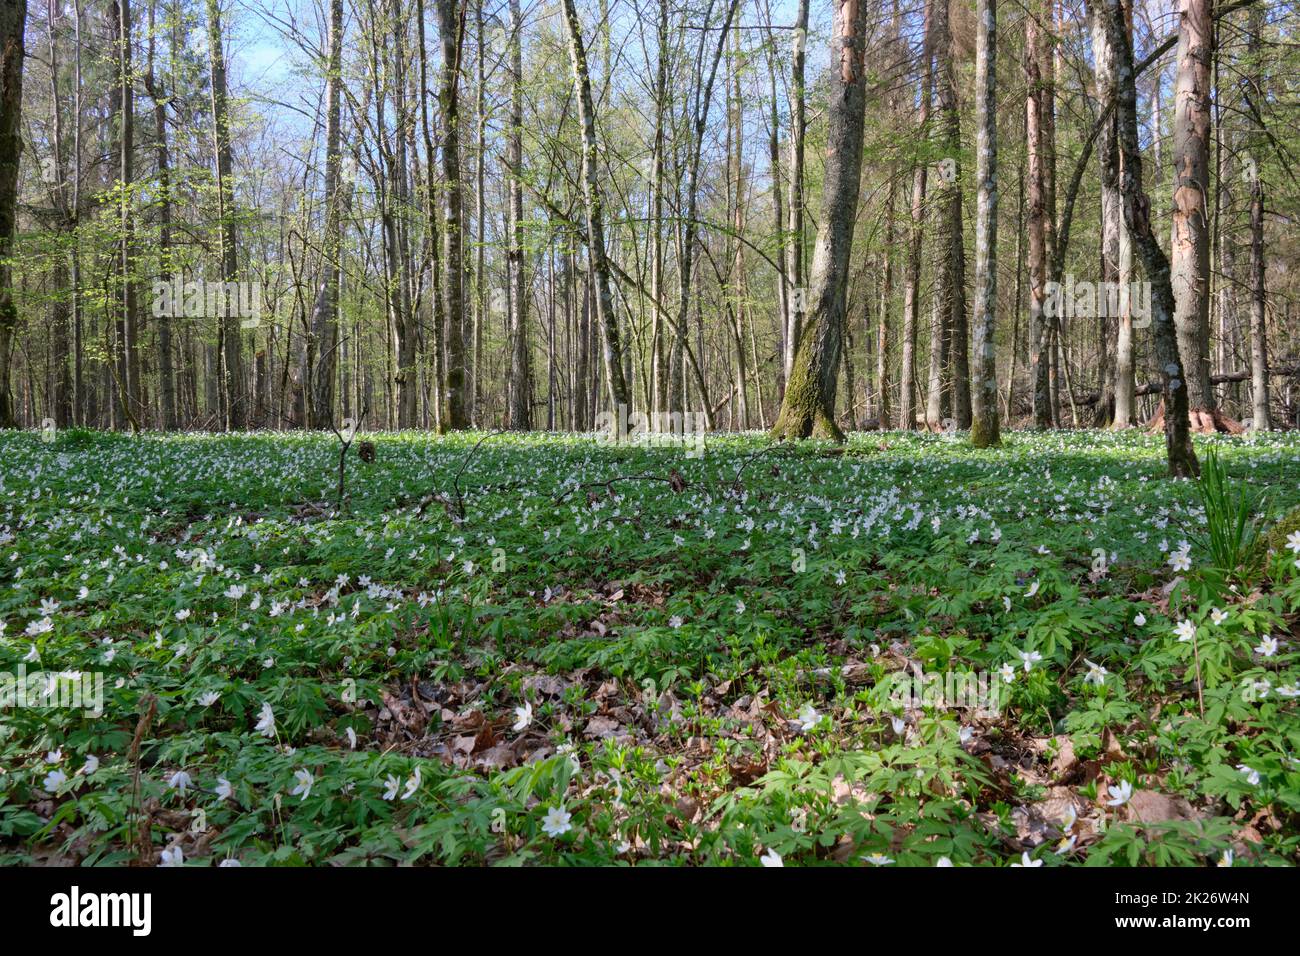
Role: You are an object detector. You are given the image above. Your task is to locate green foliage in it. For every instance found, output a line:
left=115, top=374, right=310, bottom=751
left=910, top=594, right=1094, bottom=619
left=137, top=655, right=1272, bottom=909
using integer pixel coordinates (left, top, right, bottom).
left=1, top=428, right=1297, bottom=866
left=1197, top=448, right=1264, bottom=583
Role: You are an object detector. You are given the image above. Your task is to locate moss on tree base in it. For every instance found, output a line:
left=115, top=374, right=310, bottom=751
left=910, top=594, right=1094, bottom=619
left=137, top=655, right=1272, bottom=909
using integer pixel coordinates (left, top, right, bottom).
left=769, top=401, right=845, bottom=443
left=970, top=416, right=1001, bottom=448
left=1263, top=505, right=1300, bottom=556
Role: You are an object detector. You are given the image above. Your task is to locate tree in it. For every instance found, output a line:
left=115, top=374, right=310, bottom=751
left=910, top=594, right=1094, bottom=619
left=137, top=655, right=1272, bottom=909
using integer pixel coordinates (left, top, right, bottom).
left=782, top=0, right=809, bottom=388
left=112, top=0, right=142, bottom=430
left=206, top=0, right=245, bottom=429
left=309, top=0, right=345, bottom=429
left=1090, top=0, right=1134, bottom=428
left=1097, top=0, right=1198, bottom=477
left=436, top=0, right=470, bottom=429
left=970, top=0, right=999, bottom=447
left=505, top=0, right=530, bottom=429
left=1242, top=3, right=1270, bottom=430
left=924, top=0, right=965, bottom=431
left=562, top=0, right=630, bottom=411
left=769, top=0, right=869, bottom=441
left=145, top=0, right=177, bottom=430
left=0, top=0, right=24, bottom=429
left=1025, top=2, right=1052, bottom=429
left=898, top=0, right=932, bottom=430
left=1169, top=0, right=1216, bottom=427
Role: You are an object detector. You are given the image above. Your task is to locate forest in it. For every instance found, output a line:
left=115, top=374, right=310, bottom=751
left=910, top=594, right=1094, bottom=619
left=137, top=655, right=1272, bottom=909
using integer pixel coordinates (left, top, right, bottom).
left=0, top=0, right=1298, bottom=878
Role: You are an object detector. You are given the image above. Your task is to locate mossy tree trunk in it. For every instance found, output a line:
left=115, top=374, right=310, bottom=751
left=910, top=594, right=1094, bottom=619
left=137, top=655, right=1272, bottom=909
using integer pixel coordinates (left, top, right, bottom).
left=770, top=0, right=868, bottom=442
left=0, top=0, right=22, bottom=429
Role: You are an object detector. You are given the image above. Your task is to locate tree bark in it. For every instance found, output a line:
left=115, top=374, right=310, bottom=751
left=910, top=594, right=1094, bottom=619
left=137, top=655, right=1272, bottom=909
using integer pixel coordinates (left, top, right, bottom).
left=970, top=0, right=999, bottom=447
left=436, top=0, right=470, bottom=428
left=898, top=0, right=932, bottom=430
left=1243, top=4, right=1269, bottom=429
left=1098, top=0, right=1198, bottom=477
left=1026, top=4, right=1052, bottom=428
left=0, top=0, right=23, bottom=429
left=1170, top=0, right=1214, bottom=415
left=562, top=0, right=630, bottom=411
left=505, top=0, right=531, bottom=429
left=309, top=0, right=345, bottom=429
left=206, top=0, right=245, bottom=429
left=783, top=0, right=809, bottom=388
left=145, top=0, right=176, bottom=429
left=770, top=0, right=868, bottom=441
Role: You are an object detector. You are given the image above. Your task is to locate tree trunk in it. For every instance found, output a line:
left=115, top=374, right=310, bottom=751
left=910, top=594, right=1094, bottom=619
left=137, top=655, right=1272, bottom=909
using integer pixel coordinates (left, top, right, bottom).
left=650, top=0, right=671, bottom=420
left=436, top=0, right=470, bottom=428
left=898, top=0, right=932, bottom=430
left=0, top=0, right=23, bottom=429
left=1098, top=0, right=1198, bottom=477
left=309, top=0, right=344, bottom=429
left=562, top=0, right=630, bottom=411
left=145, top=0, right=176, bottom=429
left=206, top=0, right=245, bottom=429
left=783, top=0, right=809, bottom=388
left=1170, top=0, right=1214, bottom=417
left=1243, top=4, right=1269, bottom=429
left=770, top=0, right=868, bottom=441
left=1026, top=4, right=1052, bottom=428
left=970, top=0, right=999, bottom=447
left=1091, top=2, right=1119, bottom=427
left=505, top=0, right=531, bottom=429
left=416, top=0, right=446, bottom=430
left=877, top=180, right=895, bottom=427
left=935, top=0, right=969, bottom=428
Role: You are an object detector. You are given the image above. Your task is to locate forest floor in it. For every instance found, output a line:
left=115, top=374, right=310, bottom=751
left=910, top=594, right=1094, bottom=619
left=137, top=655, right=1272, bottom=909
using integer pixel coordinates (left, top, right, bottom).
left=1, top=427, right=1299, bottom=866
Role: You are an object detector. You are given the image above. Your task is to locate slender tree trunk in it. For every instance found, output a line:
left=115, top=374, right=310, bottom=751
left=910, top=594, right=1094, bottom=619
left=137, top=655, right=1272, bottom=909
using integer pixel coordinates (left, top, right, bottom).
left=665, top=0, right=739, bottom=426
left=471, top=0, right=485, bottom=425
left=1243, top=4, right=1269, bottom=430
left=1098, top=0, right=1198, bottom=477
left=970, top=0, right=999, bottom=447
left=1026, top=5, right=1052, bottom=428
left=206, top=0, right=245, bottom=429
left=935, top=0, right=969, bottom=428
left=436, top=0, right=470, bottom=427
left=1091, top=0, right=1124, bottom=427
left=416, top=0, right=446, bottom=430
left=145, top=0, right=176, bottom=429
left=0, top=0, right=23, bottom=429
left=898, top=0, right=932, bottom=430
left=562, top=0, right=630, bottom=411
left=877, top=180, right=894, bottom=427
left=505, top=0, right=531, bottom=429
left=309, top=0, right=344, bottom=428
left=783, top=0, right=809, bottom=387
left=1170, top=0, right=1215, bottom=420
